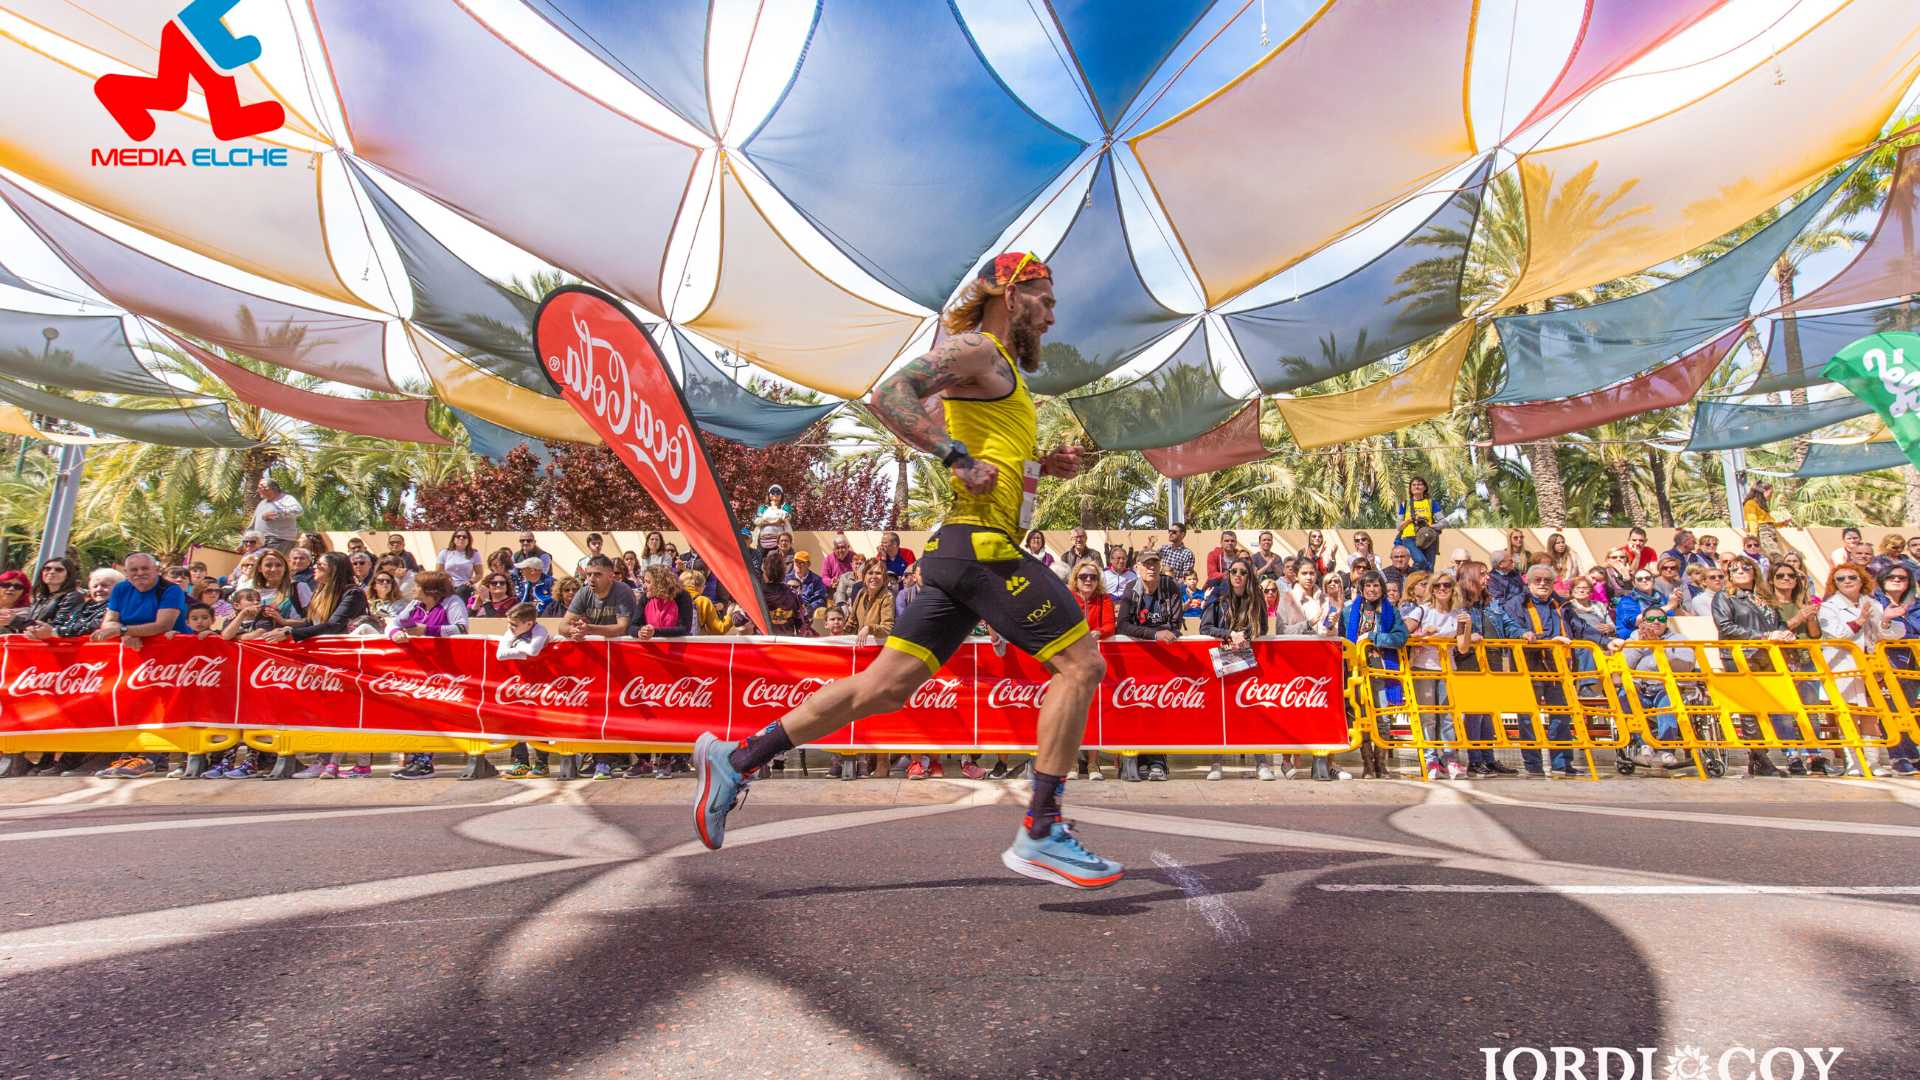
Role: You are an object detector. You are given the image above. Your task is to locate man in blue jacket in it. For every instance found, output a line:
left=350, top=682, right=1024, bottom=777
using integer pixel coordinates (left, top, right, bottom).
left=1497, top=565, right=1623, bottom=776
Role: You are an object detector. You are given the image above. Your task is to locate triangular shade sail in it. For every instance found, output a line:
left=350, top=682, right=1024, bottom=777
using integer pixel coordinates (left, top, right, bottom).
left=0, top=34, right=354, bottom=303
left=453, top=407, right=556, bottom=466
left=1685, top=396, right=1874, bottom=452
left=1026, top=153, right=1185, bottom=396
left=0, top=308, right=175, bottom=397
left=0, top=404, right=121, bottom=444
left=522, top=0, right=714, bottom=133
left=1224, top=158, right=1490, bottom=394
left=1504, top=0, right=1920, bottom=306
left=1795, top=438, right=1911, bottom=476
left=311, top=0, right=700, bottom=314
left=1047, top=0, right=1211, bottom=131
left=1488, top=321, right=1743, bottom=444
left=155, top=328, right=448, bottom=446
left=347, top=160, right=550, bottom=394
left=1130, top=0, right=1479, bottom=305
left=1513, top=0, right=1729, bottom=133
left=1067, top=322, right=1241, bottom=451
left=672, top=327, right=840, bottom=447
left=1491, top=163, right=1856, bottom=404
left=1744, top=300, right=1920, bottom=397
left=687, top=160, right=924, bottom=398
left=0, top=258, right=54, bottom=297
left=1276, top=321, right=1474, bottom=451
left=0, top=375, right=251, bottom=447
left=1775, top=145, right=1920, bottom=314
left=1142, top=400, right=1270, bottom=479
left=408, top=325, right=598, bottom=446
left=0, top=175, right=398, bottom=394
left=4, top=0, right=326, bottom=141
left=741, top=0, right=1086, bottom=309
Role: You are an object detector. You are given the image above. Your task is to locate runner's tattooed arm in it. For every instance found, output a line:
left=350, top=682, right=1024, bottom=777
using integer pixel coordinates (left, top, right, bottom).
left=868, top=333, right=998, bottom=454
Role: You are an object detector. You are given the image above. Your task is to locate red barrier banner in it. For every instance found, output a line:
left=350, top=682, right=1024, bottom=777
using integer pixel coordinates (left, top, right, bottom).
left=532, top=286, right=771, bottom=633
left=0, top=636, right=1350, bottom=750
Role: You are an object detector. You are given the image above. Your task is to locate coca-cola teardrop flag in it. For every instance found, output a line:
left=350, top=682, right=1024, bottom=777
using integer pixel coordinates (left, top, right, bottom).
left=532, top=286, right=771, bottom=632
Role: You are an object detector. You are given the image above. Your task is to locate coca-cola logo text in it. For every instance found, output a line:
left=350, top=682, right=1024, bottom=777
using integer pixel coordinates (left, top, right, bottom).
left=906, top=678, right=961, bottom=711
left=126, top=655, right=227, bottom=691
left=369, top=671, right=470, bottom=705
left=545, top=311, right=696, bottom=505
left=1234, top=676, right=1335, bottom=711
left=984, top=678, right=1048, bottom=710
left=741, top=676, right=829, bottom=710
left=495, top=674, right=595, bottom=710
left=9, top=661, right=108, bottom=697
left=249, top=658, right=347, bottom=693
left=1109, top=676, right=1210, bottom=711
left=618, top=675, right=715, bottom=710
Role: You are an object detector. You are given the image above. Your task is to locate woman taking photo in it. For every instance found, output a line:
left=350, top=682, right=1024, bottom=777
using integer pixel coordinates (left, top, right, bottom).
left=1201, top=558, right=1274, bottom=780
left=1395, top=476, right=1443, bottom=550
left=1818, top=563, right=1902, bottom=776
left=436, top=528, right=481, bottom=594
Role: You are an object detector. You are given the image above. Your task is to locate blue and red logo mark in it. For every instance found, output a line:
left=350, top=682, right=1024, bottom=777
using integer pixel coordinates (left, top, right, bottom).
left=89, top=0, right=288, bottom=166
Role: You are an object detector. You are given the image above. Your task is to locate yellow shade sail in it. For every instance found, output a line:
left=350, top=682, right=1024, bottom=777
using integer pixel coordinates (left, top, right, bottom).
left=687, top=159, right=926, bottom=399
left=0, top=404, right=123, bottom=444
left=1505, top=0, right=1920, bottom=306
left=1129, top=0, right=1479, bottom=305
left=1276, top=322, right=1474, bottom=450
left=407, top=325, right=599, bottom=447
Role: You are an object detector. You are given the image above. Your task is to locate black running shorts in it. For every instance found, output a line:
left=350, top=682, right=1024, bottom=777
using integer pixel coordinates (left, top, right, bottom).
left=884, top=524, right=1090, bottom=674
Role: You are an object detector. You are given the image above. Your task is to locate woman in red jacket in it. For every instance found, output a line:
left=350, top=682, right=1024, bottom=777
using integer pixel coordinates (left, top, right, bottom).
left=1067, top=558, right=1114, bottom=778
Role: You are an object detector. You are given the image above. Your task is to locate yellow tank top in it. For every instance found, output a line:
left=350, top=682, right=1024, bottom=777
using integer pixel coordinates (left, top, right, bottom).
left=943, top=331, right=1036, bottom=539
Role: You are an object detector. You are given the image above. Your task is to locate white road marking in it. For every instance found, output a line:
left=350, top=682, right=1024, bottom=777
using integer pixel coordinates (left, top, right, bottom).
left=0, top=788, right=552, bottom=843
left=1151, top=851, right=1249, bottom=943
left=1385, top=781, right=1539, bottom=861
left=1456, top=785, right=1920, bottom=838
left=1319, top=883, right=1920, bottom=895
left=0, top=779, right=120, bottom=819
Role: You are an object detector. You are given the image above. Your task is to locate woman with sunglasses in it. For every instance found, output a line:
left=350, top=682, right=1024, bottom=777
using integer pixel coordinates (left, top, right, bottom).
left=1054, top=559, right=1115, bottom=782
left=1713, top=558, right=1817, bottom=776
left=437, top=528, right=480, bottom=594
left=1875, top=566, right=1920, bottom=774
left=3, top=556, right=85, bottom=635
left=1687, top=563, right=1728, bottom=618
left=1450, top=562, right=1514, bottom=776
left=1403, top=571, right=1467, bottom=779
left=1818, top=564, right=1903, bottom=776
left=1202, top=559, right=1276, bottom=780
left=471, top=575, right=519, bottom=619
left=366, top=571, right=408, bottom=625
left=1652, top=558, right=1689, bottom=612
left=346, top=550, right=377, bottom=591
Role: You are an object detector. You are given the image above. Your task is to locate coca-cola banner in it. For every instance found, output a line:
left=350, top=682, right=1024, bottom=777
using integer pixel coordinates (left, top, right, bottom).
left=0, top=636, right=1350, bottom=750
left=532, top=287, right=771, bottom=633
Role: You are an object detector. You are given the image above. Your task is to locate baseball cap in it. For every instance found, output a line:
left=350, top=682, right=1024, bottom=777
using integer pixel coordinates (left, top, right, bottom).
left=1137, top=550, right=1161, bottom=565
left=1450, top=547, right=1468, bottom=561
left=793, top=551, right=811, bottom=564
left=514, top=556, right=545, bottom=571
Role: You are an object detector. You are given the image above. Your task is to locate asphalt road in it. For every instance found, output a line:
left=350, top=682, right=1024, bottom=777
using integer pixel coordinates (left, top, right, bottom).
left=2, top=766, right=1917, bottom=1080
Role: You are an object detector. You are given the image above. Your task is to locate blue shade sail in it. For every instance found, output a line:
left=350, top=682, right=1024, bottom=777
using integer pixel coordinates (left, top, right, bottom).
left=347, top=160, right=550, bottom=394
left=672, top=327, right=841, bottom=446
left=1223, top=158, right=1490, bottom=393
left=0, top=375, right=251, bottom=447
left=1067, top=322, right=1242, bottom=451
left=453, top=407, right=555, bottom=466
left=1795, top=439, right=1911, bottom=477
left=522, top=0, right=715, bottom=134
left=1684, top=396, right=1873, bottom=452
left=741, top=1, right=1087, bottom=310
left=1046, top=0, right=1212, bottom=131
left=0, top=258, right=54, bottom=296
left=1744, top=300, right=1920, bottom=397
left=0, top=308, right=175, bottom=396
left=1492, top=161, right=1859, bottom=404
left=1028, top=153, right=1184, bottom=395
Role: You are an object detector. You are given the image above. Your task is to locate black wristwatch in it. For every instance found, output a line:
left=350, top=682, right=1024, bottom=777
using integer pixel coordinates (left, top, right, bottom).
left=938, top=439, right=972, bottom=468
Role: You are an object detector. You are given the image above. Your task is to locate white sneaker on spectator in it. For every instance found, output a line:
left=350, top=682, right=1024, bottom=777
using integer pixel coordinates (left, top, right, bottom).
left=1446, top=761, right=1467, bottom=780
left=1088, top=767, right=1104, bottom=781
left=1256, top=763, right=1275, bottom=781
left=1335, top=769, right=1354, bottom=780
left=1205, top=765, right=1224, bottom=781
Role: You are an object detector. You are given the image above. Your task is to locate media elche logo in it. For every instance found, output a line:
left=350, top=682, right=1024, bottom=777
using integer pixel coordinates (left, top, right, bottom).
left=89, top=0, right=289, bottom=168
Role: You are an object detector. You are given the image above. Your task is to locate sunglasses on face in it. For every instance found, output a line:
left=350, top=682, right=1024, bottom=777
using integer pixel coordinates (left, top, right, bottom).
left=1633, top=575, right=1653, bottom=582
left=1076, top=574, right=1098, bottom=582
left=1705, top=573, right=1724, bottom=580
left=1432, top=583, right=1453, bottom=590
left=1228, top=568, right=1249, bottom=576
left=1835, top=574, right=1862, bottom=584
left=1773, top=572, right=1797, bottom=580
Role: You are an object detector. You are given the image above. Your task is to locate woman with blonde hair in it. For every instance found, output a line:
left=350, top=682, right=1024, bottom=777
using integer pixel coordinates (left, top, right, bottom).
left=849, top=559, right=895, bottom=646
left=1404, top=570, right=1466, bottom=779
left=1546, top=532, right=1580, bottom=585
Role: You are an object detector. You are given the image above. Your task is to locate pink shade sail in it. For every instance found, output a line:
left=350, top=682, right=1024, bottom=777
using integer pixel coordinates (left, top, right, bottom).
left=1775, top=145, right=1920, bottom=314
left=0, top=174, right=399, bottom=394
left=1488, top=321, right=1744, bottom=444
left=1513, top=0, right=1729, bottom=134
left=155, top=327, right=449, bottom=445
left=1143, top=401, right=1269, bottom=479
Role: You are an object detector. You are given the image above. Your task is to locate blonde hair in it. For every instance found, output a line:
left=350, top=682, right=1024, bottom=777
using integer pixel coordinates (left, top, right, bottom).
left=641, top=565, right=681, bottom=600
left=1068, top=557, right=1105, bottom=599
left=941, top=277, right=1008, bottom=335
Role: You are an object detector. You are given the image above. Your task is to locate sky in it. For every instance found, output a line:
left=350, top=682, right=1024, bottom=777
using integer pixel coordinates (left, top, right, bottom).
left=0, top=0, right=1913, bottom=429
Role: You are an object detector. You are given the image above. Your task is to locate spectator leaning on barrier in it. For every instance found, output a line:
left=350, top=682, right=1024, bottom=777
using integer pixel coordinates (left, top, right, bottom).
left=1202, top=558, right=1276, bottom=781
left=849, top=558, right=896, bottom=646
left=635, top=565, right=693, bottom=641
left=563, top=556, right=636, bottom=640
left=0, top=570, right=30, bottom=632
left=1452, top=562, right=1512, bottom=776
left=4, top=556, right=82, bottom=634
left=27, top=566, right=116, bottom=644
left=249, top=476, right=301, bottom=552
left=388, top=571, right=469, bottom=642
left=1498, top=563, right=1621, bottom=777
left=1404, top=570, right=1467, bottom=779
left=1874, top=566, right=1920, bottom=774
left=1343, top=570, right=1408, bottom=779
left=1116, top=551, right=1184, bottom=783
left=1713, top=557, right=1818, bottom=777
left=1818, top=563, right=1903, bottom=776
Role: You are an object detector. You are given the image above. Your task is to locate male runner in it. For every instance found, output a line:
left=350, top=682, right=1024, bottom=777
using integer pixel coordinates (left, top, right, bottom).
left=690, top=252, right=1123, bottom=889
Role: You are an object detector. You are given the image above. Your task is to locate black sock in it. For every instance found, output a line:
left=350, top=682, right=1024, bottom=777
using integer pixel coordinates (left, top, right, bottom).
left=728, top=722, right=793, bottom=775
left=1026, top=770, right=1066, bottom=839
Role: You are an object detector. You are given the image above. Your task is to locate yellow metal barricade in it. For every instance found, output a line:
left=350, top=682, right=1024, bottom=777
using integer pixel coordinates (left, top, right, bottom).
left=1619, top=638, right=1896, bottom=775
left=240, top=730, right=512, bottom=759
left=0, top=726, right=240, bottom=762
left=1870, top=645, right=1920, bottom=754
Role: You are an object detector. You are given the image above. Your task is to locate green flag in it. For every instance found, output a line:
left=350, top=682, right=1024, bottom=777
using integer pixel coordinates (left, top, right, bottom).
left=1822, top=331, right=1920, bottom=468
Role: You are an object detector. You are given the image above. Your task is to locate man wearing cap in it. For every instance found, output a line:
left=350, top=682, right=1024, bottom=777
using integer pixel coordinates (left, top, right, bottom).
left=786, top=550, right=826, bottom=616
left=692, top=252, right=1123, bottom=890
left=512, top=555, right=555, bottom=613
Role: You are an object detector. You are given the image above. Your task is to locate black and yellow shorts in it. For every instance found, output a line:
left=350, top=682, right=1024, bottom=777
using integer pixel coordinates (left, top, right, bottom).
left=885, top=524, right=1089, bottom=675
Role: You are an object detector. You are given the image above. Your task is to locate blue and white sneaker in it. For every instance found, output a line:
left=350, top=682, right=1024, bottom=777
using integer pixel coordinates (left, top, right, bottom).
left=692, top=732, right=750, bottom=850
left=1001, top=820, right=1124, bottom=890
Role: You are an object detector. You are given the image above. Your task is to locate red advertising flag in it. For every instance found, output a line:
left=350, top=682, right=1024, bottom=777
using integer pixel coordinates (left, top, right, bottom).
left=1097, top=640, right=1223, bottom=748
left=0, top=638, right=120, bottom=733
left=532, top=286, right=770, bottom=632
left=484, top=638, right=610, bottom=743
left=116, top=633, right=240, bottom=728
left=604, top=639, right=731, bottom=744
left=1228, top=640, right=1351, bottom=749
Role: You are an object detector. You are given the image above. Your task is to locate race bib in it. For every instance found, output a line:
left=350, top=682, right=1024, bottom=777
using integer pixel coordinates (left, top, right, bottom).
left=1019, top=460, right=1041, bottom=530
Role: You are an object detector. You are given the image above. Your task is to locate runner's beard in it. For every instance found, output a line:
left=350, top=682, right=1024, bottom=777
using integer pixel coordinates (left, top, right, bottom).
left=1010, top=319, right=1043, bottom=372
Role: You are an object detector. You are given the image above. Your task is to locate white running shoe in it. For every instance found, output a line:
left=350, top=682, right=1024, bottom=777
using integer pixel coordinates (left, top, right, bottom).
left=1205, top=765, right=1224, bottom=781
left=1256, top=763, right=1275, bottom=781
